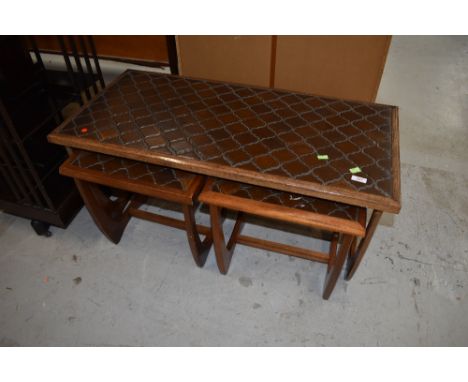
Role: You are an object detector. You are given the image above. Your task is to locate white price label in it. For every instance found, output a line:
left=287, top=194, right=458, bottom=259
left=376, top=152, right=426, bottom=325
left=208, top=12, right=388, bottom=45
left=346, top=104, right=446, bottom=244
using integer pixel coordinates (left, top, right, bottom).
left=351, top=175, right=368, bottom=184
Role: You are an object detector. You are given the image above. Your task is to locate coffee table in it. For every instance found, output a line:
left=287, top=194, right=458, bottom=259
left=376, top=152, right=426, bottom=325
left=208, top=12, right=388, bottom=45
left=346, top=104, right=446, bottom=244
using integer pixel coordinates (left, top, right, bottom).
left=48, top=69, right=400, bottom=280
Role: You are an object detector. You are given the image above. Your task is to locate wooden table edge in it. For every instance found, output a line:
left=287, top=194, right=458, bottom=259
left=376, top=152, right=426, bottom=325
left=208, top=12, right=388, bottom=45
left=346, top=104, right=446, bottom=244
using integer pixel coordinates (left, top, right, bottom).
left=48, top=133, right=401, bottom=214
left=391, top=107, right=402, bottom=212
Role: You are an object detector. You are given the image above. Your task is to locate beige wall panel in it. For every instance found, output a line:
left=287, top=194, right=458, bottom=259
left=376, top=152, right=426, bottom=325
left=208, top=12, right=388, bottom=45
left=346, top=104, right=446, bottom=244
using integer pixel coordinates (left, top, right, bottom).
left=177, top=36, right=272, bottom=87
left=274, top=36, right=391, bottom=102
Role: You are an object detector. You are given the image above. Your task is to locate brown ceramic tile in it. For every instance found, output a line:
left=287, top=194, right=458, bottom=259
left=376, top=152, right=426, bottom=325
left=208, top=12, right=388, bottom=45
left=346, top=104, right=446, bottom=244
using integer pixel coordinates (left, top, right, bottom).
left=289, top=142, right=314, bottom=157
left=145, top=135, right=166, bottom=148
left=270, top=147, right=296, bottom=162
left=224, top=149, right=250, bottom=165
left=282, top=160, right=310, bottom=177
left=216, top=138, right=240, bottom=153
left=262, top=137, right=286, bottom=150
left=335, top=141, right=360, bottom=155
left=254, top=154, right=280, bottom=170
left=313, top=166, right=342, bottom=184
left=98, top=127, right=120, bottom=141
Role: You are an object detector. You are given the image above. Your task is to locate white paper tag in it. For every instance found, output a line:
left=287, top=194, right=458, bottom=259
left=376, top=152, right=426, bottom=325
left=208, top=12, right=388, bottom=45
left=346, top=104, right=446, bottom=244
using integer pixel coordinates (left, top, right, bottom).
left=351, top=175, right=368, bottom=184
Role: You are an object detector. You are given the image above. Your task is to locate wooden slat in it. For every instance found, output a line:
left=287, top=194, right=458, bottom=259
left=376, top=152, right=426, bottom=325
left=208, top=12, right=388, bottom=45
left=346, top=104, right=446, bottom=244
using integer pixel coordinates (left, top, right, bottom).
left=0, top=101, right=51, bottom=208
left=236, top=234, right=329, bottom=264
left=128, top=207, right=211, bottom=236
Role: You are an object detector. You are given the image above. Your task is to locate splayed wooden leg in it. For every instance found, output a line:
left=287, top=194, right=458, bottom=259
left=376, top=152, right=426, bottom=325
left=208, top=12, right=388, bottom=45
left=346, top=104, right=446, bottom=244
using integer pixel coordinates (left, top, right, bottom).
left=209, top=205, right=244, bottom=275
left=323, top=234, right=353, bottom=300
left=346, top=210, right=383, bottom=280
left=74, top=179, right=132, bottom=244
left=182, top=204, right=213, bottom=267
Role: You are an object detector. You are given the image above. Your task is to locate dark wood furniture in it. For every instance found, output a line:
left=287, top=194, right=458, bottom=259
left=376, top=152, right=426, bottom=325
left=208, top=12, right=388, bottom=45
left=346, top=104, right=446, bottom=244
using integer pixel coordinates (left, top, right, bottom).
left=199, top=178, right=367, bottom=299
left=30, top=36, right=106, bottom=108
left=0, top=36, right=85, bottom=236
left=48, top=69, right=400, bottom=298
left=60, top=150, right=211, bottom=266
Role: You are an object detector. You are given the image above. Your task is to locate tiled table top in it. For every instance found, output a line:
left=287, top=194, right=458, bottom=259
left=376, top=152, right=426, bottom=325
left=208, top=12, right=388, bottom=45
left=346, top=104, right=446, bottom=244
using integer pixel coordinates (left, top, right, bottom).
left=49, top=70, right=400, bottom=212
left=211, top=179, right=363, bottom=222
left=70, top=150, right=197, bottom=192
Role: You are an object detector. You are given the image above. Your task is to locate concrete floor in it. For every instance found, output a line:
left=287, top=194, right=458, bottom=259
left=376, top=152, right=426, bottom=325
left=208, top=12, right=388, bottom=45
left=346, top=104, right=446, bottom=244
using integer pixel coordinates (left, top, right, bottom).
left=1, top=36, right=467, bottom=346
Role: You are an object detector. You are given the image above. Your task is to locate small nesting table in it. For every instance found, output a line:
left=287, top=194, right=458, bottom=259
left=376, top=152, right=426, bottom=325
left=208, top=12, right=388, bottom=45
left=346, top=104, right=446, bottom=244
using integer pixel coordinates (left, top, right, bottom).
left=48, top=69, right=400, bottom=298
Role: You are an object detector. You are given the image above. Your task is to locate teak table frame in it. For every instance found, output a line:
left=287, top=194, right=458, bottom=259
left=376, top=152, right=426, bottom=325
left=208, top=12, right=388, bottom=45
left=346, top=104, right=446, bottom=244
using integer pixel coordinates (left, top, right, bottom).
left=199, top=178, right=367, bottom=299
left=48, top=69, right=401, bottom=297
left=60, top=150, right=212, bottom=267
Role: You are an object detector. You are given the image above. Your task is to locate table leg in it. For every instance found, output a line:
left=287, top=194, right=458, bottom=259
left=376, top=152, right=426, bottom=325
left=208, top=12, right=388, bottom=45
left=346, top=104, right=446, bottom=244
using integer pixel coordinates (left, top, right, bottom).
left=323, top=234, right=353, bottom=300
left=209, top=205, right=244, bottom=275
left=74, top=178, right=134, bottom=244
left=182, top=204, right=213, bottom=267
left=345, top=209, right=383, bottom=280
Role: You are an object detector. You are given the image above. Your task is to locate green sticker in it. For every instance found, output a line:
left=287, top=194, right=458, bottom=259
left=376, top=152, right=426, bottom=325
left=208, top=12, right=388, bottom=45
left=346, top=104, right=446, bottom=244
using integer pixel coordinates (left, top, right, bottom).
left=349, top=167, right=362, bottom=174
left=317, top=154, right=329, bottom=160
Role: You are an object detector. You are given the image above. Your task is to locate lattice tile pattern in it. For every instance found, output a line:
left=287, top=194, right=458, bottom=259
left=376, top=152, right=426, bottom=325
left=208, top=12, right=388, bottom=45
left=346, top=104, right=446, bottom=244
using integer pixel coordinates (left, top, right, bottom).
left=211, top=179, right=362, bottom=221
left=71, top=150, right=197, bottom=191
left=59, top=70, right=396, bottom=199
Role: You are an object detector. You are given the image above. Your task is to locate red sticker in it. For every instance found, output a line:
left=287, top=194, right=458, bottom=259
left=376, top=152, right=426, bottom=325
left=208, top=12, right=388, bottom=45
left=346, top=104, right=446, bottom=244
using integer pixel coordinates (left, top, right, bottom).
left=80, top=127, right=88, bottom=134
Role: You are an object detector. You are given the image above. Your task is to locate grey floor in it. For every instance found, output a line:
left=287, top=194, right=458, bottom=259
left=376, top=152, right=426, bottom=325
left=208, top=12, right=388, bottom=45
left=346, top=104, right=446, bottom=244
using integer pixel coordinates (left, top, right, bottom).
left=1, top=36, right=467, bottom=346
